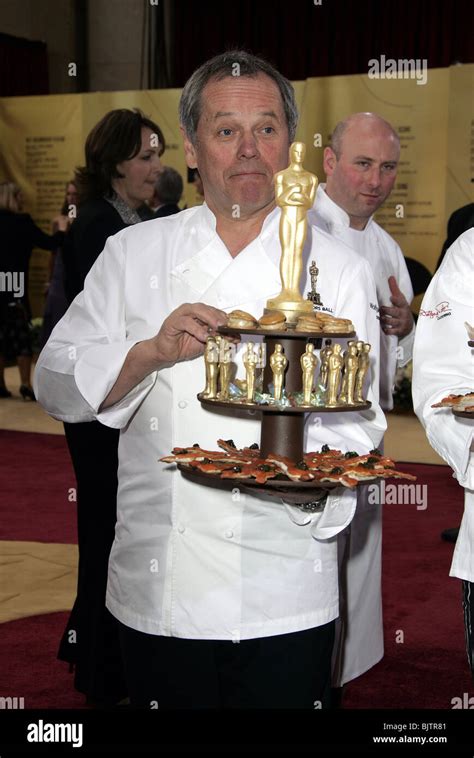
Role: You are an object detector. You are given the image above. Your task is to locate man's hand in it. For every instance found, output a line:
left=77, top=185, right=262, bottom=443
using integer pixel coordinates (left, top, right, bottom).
left=379, top=276, right=414, bottom=337
left=151, top=303, right=228, bottom=366
left=100, top=303, right=228, bottom=411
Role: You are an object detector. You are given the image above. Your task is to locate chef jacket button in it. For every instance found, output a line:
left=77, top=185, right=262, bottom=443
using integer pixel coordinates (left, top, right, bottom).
left=178, top=400, right=187, bottom=409
left=177, top=523, right=186, bottom=534
left=225, top=529, right=234, bottom=539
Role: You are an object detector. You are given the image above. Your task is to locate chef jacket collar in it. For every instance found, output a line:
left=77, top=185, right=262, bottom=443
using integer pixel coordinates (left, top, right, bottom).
left=315, top=183, right=375, bottom=233
left=170, top=203, right=282, bottom=308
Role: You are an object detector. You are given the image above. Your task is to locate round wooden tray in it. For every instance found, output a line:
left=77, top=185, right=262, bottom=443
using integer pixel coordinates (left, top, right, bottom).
left=453, top=409, right=474, bottom=419
left=197, top=393, right=371, bottom=414
left=178, top=463, right=344, bottom=494
left=218, top=326, right=355, bottom=340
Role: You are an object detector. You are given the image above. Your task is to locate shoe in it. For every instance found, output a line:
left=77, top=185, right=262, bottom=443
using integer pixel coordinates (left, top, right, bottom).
left=19, top=385, right=36, bottom=401
left=0, top=387, right=12, bottom=398
left=441, top=527, right=459, bottom=543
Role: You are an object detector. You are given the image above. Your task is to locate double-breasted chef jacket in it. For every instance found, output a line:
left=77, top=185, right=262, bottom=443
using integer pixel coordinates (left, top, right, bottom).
left=413, top=229, right=474, bottom=583
left=34, top=203, right=386, bottom=641
left=309, top=184, right=414, bottom=685
left=309, top=184, right=414, bottom=411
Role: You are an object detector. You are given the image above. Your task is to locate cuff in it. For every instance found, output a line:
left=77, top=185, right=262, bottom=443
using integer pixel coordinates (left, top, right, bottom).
left=397, top=323, right=415, bottom=367
left=281, top=487, right=357, bottom=539
left=75, top=340, right=157, bottom=429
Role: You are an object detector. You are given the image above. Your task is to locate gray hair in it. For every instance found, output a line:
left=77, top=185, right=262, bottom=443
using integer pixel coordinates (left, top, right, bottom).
left=179, top=49, right=298, bottom=144
left=154, top=166, right=183, bottom=205
left=330, top=112, right=400, bottom=159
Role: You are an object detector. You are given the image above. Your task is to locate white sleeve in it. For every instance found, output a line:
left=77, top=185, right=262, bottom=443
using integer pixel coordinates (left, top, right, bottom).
left=412, top=232, right=474, bottom=488
left=398, top=322, right=416, bottom=367
left=33, top=232, right=157, bottom=429
left=393, top=239, right=415, bottom=366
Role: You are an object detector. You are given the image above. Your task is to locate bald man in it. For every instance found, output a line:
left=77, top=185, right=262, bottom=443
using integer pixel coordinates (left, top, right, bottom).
left=309, top=113, right=415, bottom=694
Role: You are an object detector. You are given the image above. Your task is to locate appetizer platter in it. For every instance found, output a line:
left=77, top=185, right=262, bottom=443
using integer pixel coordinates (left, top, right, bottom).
left=161, top=440, right=416, bottom=493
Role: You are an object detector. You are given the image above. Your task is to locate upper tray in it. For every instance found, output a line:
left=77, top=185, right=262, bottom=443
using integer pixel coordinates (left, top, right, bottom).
left=218, top=326, right=355, bottom=340
left=197, top=392, right=371, bottom=414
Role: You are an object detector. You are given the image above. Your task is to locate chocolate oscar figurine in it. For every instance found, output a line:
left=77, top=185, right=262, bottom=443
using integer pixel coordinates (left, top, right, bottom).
left=243, top=342, right=258, bottom=403
left=269, top=344, right=288, bottom=401
left=218, top=339, right=233, bottom=400
left=339, top=343, right=359, bottom=405
left=265, top=142, right=318, bottom=323
left=326, top=343, right=343, bottom=407
left=300, top=343, right=318, bottom=405
left=203, top=336, right=219, bottom=398
left=354, top=343, right=371, bottom=403
left=319, top=339, right=332, bottom=387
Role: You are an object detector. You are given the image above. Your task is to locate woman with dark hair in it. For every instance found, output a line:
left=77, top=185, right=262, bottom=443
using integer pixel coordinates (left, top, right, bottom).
left=54, top=108, right=164, bottom=707
left=0, top=182, right=68, bottom=399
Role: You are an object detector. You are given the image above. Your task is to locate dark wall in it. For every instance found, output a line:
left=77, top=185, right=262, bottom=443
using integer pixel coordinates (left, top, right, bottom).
left=0, top=32, right=49, bottom=96
left=169, top=0, right=474, bottom=85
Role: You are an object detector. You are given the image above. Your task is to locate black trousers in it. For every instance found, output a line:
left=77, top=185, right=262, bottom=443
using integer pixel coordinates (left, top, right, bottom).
left=118, top=620, right=335, bottom=709
left=58, top=420, right=127, bottom=704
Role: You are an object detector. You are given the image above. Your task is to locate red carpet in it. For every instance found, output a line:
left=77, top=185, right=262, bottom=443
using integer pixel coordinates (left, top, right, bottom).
left=1, top=430, right=473, bottom=708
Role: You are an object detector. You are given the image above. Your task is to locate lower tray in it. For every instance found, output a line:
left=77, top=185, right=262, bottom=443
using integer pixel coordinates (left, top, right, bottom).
left=453, top=409, right=474, bottom=419
left=176, top=464, right=377, bottom=502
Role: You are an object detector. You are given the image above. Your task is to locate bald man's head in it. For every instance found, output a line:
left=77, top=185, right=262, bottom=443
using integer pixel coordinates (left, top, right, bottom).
left=323, top=112, right=400, bottom=230
left=331, top=113, right=399, bottom=159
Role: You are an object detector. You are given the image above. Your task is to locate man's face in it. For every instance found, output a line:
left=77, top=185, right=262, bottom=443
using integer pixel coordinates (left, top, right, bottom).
left=182, top=74, right=290, bottom=219
left=324, top=119, right=399, bottom=228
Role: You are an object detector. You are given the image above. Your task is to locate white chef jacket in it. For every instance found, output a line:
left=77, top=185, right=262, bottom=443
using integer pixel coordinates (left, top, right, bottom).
left=309, top=183, right=414, bottom=684
left=413, top=229, right=474, bottom=582
left=309, top=184, right=415, bottom=411
left=34, top=202, right=386, bottom=641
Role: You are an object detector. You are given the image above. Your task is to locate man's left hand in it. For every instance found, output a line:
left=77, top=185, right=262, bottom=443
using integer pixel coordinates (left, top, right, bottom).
left=380, top=276, right=414, bottom=337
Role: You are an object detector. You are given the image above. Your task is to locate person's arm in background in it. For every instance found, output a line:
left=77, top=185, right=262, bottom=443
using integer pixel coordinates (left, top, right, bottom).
left=412, top=230, right=474, bottom=489
left=379, top=239, right=415, bottom=367
left=25, top=213, right=68, bottom=251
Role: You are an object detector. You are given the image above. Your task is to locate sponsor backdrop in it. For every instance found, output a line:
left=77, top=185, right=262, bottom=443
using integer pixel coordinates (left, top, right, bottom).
left=0, top=65, right=472, bottom=317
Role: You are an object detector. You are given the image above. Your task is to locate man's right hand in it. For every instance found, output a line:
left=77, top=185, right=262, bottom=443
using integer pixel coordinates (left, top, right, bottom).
left=151, top=303, right=228, bottom=367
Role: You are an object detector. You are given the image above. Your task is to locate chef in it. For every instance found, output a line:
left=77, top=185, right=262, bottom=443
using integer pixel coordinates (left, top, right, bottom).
left=34, top=51, right=386, bottom=709
left=308, top=113, right=415, bottom=692
left=413, top=228, right=474, bottom=677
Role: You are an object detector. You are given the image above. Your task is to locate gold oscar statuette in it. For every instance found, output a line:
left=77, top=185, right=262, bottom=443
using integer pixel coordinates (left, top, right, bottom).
left=269, top=344, right=288, bottom=401
left=339, top=343, right=359, bottom=405
left=202, top=336, right=220, bottom=399
left=265, top=142, right=318, bottom=324
left=326, top=343, right=343, bottom=407
left=354, top=343, right=371, bottom=403
left=243, top=342, right=258, bottom=403
left=319, top=339, right=332, bottom=388
left=300, top=343, right=318, bottom=405
left=218, top=339, right=233, bottom=400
